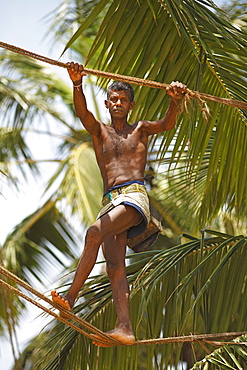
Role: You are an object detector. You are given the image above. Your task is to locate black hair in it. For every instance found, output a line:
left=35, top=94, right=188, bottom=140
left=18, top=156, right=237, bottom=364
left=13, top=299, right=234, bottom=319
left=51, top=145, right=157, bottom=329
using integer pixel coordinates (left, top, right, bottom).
left=107, top=81, right=134, bottom=102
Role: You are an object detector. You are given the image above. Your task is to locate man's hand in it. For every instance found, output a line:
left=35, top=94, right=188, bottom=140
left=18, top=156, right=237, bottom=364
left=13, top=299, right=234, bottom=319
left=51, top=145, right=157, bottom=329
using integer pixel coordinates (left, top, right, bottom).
left=67, top=62, right=87, bottom=83
left=166, top=81, right=187, bottom=100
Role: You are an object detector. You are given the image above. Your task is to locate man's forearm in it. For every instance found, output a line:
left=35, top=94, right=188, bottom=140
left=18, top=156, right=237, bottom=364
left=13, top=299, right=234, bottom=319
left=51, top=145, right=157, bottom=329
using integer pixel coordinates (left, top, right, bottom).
left=73, top=79, right=89, bottom=119
left=162, top=98, right=181, bottom=130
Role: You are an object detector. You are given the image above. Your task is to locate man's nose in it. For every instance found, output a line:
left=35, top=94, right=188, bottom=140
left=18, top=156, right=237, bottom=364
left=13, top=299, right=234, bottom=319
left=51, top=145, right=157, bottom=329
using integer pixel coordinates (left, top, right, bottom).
left=116, top=99, right=121, bottom=106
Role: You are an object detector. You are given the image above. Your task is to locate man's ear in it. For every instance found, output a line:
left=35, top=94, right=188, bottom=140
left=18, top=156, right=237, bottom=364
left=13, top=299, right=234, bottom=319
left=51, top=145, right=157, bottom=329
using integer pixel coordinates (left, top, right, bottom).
left=104, top=100, right=109, bottom=109
left=130, top=101, right=136, bottom=111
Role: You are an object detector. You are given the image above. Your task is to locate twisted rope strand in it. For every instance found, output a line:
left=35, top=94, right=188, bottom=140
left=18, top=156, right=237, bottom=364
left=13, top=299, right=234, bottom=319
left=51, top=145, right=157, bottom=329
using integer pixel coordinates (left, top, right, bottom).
left=134, top=332, right=247, bottom=346
left=0, top=278, right=92, bottom=339
left=1, top=41, right=247, bottom=110
left=1, top=265, right=246, bottom=346
left=0, top=265, right=120, bottom=346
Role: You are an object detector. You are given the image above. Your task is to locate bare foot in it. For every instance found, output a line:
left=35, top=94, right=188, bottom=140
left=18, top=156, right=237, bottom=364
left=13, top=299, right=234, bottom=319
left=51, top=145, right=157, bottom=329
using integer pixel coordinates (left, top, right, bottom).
left=51, top=290, right=72, bottom=319
left=90, top=335, right=115, bottom=347
left=91, top=327, right=135, bottom=347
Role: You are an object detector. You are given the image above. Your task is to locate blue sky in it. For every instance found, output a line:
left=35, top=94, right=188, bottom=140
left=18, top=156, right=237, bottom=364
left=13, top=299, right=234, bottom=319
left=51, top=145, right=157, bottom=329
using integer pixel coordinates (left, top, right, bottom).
left=0, top=0, right=62, bottom=56
left=0, top=0, right=227, bottom=368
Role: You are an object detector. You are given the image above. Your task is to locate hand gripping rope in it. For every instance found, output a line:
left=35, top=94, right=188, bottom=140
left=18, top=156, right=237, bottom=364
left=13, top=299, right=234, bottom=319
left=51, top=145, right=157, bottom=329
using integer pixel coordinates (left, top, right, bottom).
left=1, top=41, right=247, bottom=113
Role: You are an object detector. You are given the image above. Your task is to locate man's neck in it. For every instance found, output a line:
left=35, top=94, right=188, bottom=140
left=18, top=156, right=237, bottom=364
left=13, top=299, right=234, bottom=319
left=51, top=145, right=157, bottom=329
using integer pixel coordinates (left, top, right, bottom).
left=110, top=117, right=129, bottom=131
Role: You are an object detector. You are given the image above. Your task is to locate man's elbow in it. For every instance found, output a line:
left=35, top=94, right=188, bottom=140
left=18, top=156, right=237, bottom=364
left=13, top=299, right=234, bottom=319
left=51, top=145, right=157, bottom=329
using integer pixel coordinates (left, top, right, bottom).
left=166, top=122, right=177, bottom=131
left=161, top=120, right=177, bottom=131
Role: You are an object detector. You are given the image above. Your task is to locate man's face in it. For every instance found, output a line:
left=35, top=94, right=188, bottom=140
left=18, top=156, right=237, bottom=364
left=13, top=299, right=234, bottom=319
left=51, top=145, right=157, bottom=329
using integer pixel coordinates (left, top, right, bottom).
left=105, top=90, right=135, bottom=119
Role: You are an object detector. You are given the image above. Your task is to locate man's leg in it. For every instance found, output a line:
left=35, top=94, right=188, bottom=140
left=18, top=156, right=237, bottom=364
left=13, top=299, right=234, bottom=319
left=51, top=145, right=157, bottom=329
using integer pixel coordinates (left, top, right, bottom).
left=92, top=231, right=135, bottom=346
left=52, top=204, right=141, bottom=319
left=51, top=223, right=103, bottom=316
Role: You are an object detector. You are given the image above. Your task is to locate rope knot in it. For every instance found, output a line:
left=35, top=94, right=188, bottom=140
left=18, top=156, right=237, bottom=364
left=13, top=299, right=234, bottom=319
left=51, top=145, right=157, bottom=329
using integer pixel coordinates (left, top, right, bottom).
left=179, top=88, right=210, bottom=120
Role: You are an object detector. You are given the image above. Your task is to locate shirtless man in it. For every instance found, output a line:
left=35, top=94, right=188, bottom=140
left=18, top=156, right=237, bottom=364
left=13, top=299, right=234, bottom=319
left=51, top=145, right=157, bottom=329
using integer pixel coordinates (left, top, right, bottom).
left=52, top=62, right=187, bottom=346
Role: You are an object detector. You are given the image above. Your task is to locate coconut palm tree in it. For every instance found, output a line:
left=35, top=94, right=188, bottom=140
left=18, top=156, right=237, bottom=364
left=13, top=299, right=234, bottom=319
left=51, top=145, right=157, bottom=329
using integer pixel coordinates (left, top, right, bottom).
left=0, top=0, right=246, bottom=369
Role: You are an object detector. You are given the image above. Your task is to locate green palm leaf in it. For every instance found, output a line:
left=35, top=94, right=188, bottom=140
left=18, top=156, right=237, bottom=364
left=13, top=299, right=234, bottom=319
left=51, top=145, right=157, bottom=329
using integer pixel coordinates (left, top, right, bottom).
left=192, top=334, right=247, bottom=370
left=1, top=200, right=77, bottom=285
left=0, top=51, right=73, bottom=128
left=25, top=230, right=246, bottom=369
left=53, top=142, right=103, bottom=225
left=0, top=127, right=39, bottom=183
left=62, top=0, right=247, bottom=224
left=43, top=137, right=103, bottom=227
left=0, top=200, right=79, bottom=338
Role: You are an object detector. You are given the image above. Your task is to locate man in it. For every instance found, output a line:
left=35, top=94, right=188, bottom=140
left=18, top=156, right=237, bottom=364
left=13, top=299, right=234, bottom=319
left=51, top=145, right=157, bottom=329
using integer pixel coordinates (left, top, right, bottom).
left=52, top=62, right=187, bottom=346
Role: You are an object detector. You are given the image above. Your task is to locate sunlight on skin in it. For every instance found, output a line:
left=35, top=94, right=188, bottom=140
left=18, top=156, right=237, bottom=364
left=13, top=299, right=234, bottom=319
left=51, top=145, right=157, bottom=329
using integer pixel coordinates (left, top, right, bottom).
left=51, top=290, right=135, bottom=346
left=91, top=329, right=135, bottom=347
left=90, top=335, right=116, bottom=347
left=51, top=290, right=71, bottom=319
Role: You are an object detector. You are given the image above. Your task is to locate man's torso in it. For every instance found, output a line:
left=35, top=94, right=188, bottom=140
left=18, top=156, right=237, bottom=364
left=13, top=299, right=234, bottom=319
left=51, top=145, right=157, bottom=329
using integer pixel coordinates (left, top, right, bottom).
left=92, top=121, right=148, bottom=192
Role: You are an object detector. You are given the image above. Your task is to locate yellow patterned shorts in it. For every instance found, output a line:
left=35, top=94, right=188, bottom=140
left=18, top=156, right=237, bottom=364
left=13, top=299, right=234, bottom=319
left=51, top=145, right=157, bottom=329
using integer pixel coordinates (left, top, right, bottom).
left=98, top=181, right=150, bottom=239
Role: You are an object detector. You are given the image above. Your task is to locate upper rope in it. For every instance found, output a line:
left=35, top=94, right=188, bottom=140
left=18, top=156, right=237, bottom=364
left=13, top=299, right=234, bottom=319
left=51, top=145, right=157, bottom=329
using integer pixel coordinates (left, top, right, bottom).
left=1, top=41, right=247, bottom=111
left=1, top=264, right=246, bottom=347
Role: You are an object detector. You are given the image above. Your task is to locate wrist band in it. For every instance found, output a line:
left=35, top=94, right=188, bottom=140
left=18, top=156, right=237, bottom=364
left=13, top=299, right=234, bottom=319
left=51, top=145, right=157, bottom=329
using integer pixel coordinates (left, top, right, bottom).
left=73, top=82, right=83, bottom=91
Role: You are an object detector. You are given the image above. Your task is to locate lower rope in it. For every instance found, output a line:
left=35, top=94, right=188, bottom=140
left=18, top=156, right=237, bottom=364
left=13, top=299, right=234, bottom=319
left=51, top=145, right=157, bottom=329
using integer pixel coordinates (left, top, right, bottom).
left=1, top=41, right=247, bottom=110
left=134, top=332, right=247, bottom=346
left=1, top=265, right=246, bottom=347
left=0, top=265, right=120, bottom=346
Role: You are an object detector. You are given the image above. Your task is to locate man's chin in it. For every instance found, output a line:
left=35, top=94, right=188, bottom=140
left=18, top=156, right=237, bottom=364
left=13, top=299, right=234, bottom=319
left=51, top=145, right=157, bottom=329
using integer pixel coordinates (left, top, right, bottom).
left=112, top=113, right=126, bottom=118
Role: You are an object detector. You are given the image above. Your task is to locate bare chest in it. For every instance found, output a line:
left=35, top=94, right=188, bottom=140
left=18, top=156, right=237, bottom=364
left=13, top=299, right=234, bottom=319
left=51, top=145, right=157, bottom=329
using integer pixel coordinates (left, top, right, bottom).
left=102, top=129, right=141, bottom=158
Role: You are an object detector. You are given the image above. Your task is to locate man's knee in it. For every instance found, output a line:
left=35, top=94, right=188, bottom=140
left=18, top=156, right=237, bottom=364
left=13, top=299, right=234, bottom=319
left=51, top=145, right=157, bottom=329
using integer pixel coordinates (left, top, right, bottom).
left=85, top=224, right=102, bottom=246
left=106, top=261, right=125, bottom=280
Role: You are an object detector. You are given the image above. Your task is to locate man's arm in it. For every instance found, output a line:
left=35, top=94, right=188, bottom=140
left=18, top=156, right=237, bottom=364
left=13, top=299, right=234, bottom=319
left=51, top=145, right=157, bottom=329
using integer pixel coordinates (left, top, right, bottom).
left=67, top=62, right=101, bottom=136
left=140, top=81, right=187, bottom=135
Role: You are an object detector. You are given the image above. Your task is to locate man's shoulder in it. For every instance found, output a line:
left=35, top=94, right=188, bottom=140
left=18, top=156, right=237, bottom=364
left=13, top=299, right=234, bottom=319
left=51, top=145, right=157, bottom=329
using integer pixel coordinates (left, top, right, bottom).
left=131, top=120, right=147, bottom=128
left=130, top=120, right=150, bottom=139
left=91, top=121, right=114, bottom=140
left=133, top=120, right=151, bottom=132
left=91, top=119, right=108, bottom=130
left=133, top=119, right=150, bottom=125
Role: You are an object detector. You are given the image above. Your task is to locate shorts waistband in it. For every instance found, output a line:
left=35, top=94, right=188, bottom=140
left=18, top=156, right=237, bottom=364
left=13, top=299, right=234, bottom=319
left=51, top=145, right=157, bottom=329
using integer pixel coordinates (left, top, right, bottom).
left=102, top=182, right=147, bottom=207
left=103, top=181, right=144, bottom=197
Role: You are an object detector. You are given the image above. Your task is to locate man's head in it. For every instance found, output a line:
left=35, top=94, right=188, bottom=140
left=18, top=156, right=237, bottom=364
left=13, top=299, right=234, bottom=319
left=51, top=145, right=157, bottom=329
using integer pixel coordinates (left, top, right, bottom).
left=105, top=81, right=135, bottom=120
left=107, top=81, right=134, bottom=102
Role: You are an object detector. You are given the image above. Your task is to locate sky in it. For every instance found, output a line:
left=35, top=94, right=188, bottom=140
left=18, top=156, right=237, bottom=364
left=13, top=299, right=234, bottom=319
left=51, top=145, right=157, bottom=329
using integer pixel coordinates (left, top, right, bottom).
left=0, top=2, right=65, bottom=368
left=0, top=0, right=67, bottom=246
left=0, top=0, right=226, bottom=368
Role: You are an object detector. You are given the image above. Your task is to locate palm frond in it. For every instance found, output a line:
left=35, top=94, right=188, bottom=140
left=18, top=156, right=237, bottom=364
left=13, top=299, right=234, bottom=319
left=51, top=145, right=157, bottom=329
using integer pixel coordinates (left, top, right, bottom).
left=192, top=333, right=247, bottom=370
left=2, top=200, right=78, bottom=285
left=45, top=142, right=102, bottom=227
left=150, top=122, right=247, bottom=225
left=61, top=0, right=110, bottom=56
left=26, top=230, right=246, bottom=369
left=62, top=0, right=247, bottom=225
left=0, top=199, right=79, bottom=337
left=0, top=127, right=39, bottom=183
left=0, top=50, right=73, bottom=128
